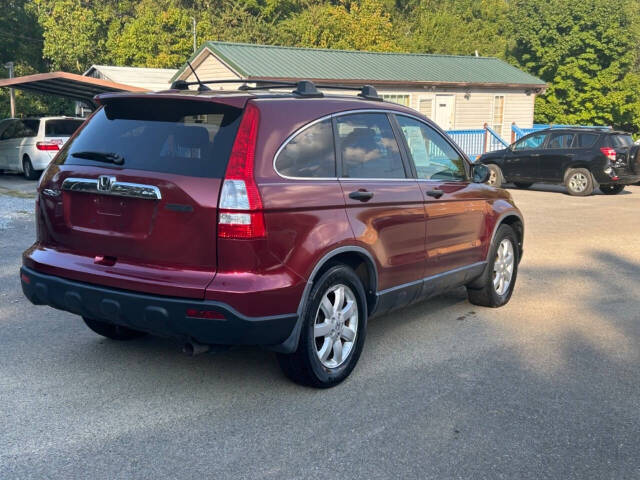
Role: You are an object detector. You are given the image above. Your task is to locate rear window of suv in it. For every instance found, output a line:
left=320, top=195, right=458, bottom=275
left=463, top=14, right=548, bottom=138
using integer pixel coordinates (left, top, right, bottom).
left=608, top=134, right=633, bottom=148
left=56, top=99, right=243, bottom=178
left=45, top=119, right=84, bottom=137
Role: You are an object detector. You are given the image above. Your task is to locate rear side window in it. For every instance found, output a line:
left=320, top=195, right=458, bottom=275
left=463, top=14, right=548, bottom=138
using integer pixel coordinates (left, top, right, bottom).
left=45, top=119, right=84, bottom=137
left=546, top=133, right=574, bottom=149
left=275, top=119, right=335, bottom=178
left=20, top=120, right=40, bottom=138
left=56, top=99, right=243, bottom=178
left=572, top=133, right=598, bottom=148
left=335, top=113, right=406, bottom=179
left=396, top=115, right=466, bottom=181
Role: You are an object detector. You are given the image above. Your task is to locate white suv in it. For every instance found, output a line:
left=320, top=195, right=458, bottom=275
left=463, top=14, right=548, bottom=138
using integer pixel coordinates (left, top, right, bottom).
left=0, top=116, right=84, bottom=179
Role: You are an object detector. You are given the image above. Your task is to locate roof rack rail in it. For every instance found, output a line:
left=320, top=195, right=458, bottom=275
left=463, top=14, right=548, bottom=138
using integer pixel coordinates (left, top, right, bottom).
left=169, top=78, right=383, bottom=101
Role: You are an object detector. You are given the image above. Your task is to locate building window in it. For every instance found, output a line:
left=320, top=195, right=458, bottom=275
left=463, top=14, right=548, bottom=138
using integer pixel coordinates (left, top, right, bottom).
left=418, top=98, right=433, bottom=118
left=382, top=94, right=410, bottom=107
left=492, top=95, right=505, bottom=135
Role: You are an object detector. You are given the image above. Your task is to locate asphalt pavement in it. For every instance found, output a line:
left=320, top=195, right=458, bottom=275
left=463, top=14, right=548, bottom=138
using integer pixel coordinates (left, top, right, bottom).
left=1, top=173, right=639, bottom=479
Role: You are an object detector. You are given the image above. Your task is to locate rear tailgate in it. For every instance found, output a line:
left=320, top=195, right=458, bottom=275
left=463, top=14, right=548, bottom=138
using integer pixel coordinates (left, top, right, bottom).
left=608, top=133, right=636, bottom=174
left=32, top=97, right=244, bottom=299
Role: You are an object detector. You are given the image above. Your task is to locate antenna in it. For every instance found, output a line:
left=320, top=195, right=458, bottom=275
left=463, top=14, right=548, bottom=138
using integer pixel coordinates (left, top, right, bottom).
left=186, top=60, right=209, bottom=91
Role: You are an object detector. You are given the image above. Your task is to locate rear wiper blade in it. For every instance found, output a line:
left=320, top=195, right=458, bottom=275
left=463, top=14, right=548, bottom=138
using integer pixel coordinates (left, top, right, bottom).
left=71, top=151, right=124, bottom=165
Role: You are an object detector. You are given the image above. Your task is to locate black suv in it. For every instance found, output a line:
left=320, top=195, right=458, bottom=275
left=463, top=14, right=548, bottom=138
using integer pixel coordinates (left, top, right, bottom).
left=478, top=128, right=640, bottom=196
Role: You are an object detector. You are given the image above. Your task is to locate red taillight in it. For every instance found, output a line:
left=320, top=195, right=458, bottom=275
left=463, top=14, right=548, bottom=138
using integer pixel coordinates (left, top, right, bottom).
left=36, top=141, right=59, bottom=151
left=600, top=147, right=617, bottom=162
left=218, top=103, right=266, bottom=239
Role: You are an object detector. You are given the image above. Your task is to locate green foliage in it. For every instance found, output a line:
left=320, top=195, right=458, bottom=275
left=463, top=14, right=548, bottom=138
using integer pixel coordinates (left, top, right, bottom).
left=396, top=0, right=510, bottom=57
left=278, top=0, right=398, bottom=51
left=508, top=0, right=640, bottom=131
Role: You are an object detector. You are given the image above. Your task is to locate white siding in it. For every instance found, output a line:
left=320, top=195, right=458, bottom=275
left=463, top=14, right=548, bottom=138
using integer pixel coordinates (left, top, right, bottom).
left=85, top=65, right=177, bottom=91
left=184, top=53, right=245, bottom=90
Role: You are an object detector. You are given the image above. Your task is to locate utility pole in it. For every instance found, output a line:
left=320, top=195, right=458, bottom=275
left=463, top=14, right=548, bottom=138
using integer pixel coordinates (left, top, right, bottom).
left=4, top=62, right=15, bottom=118
left=192, top=17, right=197, bottom=53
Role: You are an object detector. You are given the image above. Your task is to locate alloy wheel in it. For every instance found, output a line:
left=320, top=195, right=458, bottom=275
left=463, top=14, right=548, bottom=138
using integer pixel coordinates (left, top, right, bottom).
left=314, top=284, right=358, bottom=368
left=493, top=238, right=515, bottom=296
left=569, top=172, right=588, bottom=193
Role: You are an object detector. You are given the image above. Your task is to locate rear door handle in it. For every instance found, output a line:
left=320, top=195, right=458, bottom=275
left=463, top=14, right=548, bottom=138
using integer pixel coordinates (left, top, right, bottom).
left=426, top=189, right=444, bottom=199
left=348, top=190, right=374, bottom=202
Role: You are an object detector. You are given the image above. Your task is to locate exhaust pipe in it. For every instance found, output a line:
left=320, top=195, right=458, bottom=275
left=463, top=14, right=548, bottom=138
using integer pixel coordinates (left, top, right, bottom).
left=182, top=340, right=211, bottom=356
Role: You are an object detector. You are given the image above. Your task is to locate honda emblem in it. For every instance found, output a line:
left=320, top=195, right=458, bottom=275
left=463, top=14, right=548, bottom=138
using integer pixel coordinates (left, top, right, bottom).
left=97, top=175, right=116, bottom=192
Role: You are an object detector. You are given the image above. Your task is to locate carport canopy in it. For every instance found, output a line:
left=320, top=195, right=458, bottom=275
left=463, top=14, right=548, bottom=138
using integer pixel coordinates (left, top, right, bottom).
left=0, top=71, right=148, bottom=107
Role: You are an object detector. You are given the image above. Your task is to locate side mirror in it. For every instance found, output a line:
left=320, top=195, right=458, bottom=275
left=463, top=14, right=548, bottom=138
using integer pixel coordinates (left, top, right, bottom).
left=472, top=164, right=490, bottom=184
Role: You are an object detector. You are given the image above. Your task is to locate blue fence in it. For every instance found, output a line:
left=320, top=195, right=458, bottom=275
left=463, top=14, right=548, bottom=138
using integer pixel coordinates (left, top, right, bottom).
left=445, top=124, right=509, bottom=160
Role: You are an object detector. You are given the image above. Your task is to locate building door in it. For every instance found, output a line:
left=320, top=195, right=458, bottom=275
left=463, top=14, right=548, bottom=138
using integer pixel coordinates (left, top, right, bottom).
left=434, top=95, right=455, bottom=130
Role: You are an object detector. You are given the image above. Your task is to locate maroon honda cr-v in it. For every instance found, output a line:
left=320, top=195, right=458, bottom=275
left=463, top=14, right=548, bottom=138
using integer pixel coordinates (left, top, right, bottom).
left=21, top=81, right=524, bottom=387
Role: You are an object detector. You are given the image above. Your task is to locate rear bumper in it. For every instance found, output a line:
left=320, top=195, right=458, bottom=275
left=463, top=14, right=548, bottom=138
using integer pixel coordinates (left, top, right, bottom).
left=20, top=266, right=298, bottom=347
left=593, top=169, right=640, bottom=185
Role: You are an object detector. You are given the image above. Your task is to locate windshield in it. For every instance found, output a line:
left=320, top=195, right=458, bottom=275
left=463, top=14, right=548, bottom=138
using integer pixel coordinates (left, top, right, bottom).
left=55, top=99, right=243, bottom=178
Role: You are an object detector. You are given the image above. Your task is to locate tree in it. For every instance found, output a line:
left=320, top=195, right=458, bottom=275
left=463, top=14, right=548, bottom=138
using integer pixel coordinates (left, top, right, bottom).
left=278, top=0, right=398, bottom=51
left=29, top=0, right=112, bottom=72
left=508, top=0, right=640, bottom=131
left=395, top=0, right=510, bottom=58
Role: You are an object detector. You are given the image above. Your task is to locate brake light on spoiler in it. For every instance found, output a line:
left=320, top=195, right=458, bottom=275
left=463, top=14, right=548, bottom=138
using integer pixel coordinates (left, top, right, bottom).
left=217, top=103, right=266, bottom=239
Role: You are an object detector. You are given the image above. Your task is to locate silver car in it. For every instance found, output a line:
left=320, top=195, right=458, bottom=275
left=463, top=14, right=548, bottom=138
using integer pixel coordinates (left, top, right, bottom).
left=0, top=116, right=85, bottom=179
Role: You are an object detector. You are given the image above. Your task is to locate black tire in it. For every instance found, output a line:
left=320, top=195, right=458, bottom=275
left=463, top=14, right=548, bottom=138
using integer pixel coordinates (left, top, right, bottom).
left=277, top=264, right=367, bottom=388
left=564, top=168, right=594, bottom=196
left=22, top=156, right=39, bottom=180
left=513, top=182, right=533, bottom=189
left=82, top=317, right=147, bottom=340
left=600, top=184, right=625, bottom=195
left=486, top=164, right=503, bottom=188
left=467, top=225, right=519, bottom=308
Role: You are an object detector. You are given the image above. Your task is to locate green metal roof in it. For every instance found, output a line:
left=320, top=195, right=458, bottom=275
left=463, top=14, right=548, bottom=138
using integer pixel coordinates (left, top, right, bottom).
left=173, top=41, right=545, bottom=87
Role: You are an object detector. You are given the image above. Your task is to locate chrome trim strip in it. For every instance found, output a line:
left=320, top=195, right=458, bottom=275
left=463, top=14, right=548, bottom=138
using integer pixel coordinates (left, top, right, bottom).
left=272, top=108, right=471, bottom=181
left=376, top=261, right=487, bottom=297
left=61, top=177, right=162, bottom=200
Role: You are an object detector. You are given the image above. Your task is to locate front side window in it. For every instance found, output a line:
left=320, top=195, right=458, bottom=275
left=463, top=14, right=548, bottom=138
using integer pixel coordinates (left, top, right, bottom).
left=335, top=113, right=406, bottom=179
left=396, top=115, right=466, bottom=181
left=275, top=119, right=335, bottom=178
left=513, top=132, right=548, bottom=151
left=547, top=133, right=575, bottom=149
left=0, top=121, right=20, bottom=140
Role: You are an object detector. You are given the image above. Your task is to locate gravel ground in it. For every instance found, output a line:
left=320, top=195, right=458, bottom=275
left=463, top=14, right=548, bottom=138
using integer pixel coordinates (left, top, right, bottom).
left=1, top=176, right=639, bottom=479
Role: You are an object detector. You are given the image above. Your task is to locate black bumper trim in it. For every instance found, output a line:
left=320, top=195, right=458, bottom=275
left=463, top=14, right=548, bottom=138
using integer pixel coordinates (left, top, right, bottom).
left=20, top=266, right=298, bottom=346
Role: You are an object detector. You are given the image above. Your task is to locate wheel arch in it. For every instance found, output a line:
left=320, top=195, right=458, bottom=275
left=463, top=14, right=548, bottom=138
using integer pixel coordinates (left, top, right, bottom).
left=563, top=164, right=593, bottom=181
left=490, top=212, right=524, bottom=261
left=271, top=246, right=378, bottom=354
left=306, top=246, right=378, bottom=314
